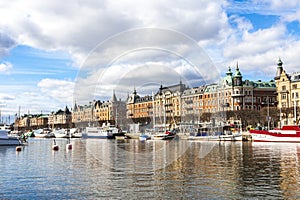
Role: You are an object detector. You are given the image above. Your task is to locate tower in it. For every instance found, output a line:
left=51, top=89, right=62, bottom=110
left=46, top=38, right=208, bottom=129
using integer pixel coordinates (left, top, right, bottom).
left=233, top=62, right=243, bottom=86
left=275, top=58, right=283, bottom=80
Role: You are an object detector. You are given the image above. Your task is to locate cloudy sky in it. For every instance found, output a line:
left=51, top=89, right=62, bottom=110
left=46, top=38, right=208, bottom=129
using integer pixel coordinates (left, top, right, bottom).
left=1, top=0, right=300, bottom=121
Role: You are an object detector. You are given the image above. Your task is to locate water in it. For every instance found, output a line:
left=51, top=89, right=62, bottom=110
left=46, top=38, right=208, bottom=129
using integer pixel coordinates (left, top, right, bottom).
left=1, top=138, right=300, bottom=199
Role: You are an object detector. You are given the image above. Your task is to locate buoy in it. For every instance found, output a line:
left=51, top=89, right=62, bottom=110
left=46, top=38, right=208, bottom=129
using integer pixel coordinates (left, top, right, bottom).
left=66, top=143, right=72, bottom=150
left=16, top=146, right=22, bottom=151
left=52, top=139, right=59, bottom=151
left=66, top=137, right=72, bottom=150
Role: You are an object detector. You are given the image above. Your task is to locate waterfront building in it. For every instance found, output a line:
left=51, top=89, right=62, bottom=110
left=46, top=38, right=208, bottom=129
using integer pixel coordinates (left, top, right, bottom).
left=48, top=106, right=72, bottom=129
left=126, top=82, right=187, bottom=130
left=154, top=82, right=187, bottom=129
left=72, top=91, right=127, bottom=129
left=72, top=101, right=96, bottom=128
left=181, top=85, right=206, bottom=124
left=29, top=114, right=49, bottom=130
left=125, top=64, right=277, bottom=130
left=14, top=114, right=49, bottom=131
left=127, top=89, right=153, bottom=125
left=275, top=59, right=300, bottom=125
left=94, top=92, right=126, bottom=129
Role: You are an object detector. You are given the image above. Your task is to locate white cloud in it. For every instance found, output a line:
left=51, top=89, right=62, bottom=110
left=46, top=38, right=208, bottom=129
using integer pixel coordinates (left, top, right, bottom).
left=0, top=62, right=13, bottom=74
left=2, top=0, right=300, bottom=115
left=37, top=78, right=74, bottom=105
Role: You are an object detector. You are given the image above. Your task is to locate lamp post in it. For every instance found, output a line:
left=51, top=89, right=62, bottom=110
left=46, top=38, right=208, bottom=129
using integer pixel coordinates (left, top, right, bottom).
left=262, top=96, right=271, bottom=130
left=267, top=99, right=270, bottom=130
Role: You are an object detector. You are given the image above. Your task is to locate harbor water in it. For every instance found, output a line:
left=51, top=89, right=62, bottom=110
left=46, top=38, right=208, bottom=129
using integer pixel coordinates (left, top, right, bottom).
left=1, top=138, right=300, bottom=199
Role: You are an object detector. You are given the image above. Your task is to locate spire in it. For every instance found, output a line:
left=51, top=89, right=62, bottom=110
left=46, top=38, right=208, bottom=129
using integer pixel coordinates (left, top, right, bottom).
left=234, top=62, right=242, bottom=78
left=111, top=90, right=118, bottom=102
left=275, top=58, right=283, bottom=80
left=233, top=62, right=243, bottom=86
left=133, top=87, right=137, bottom=95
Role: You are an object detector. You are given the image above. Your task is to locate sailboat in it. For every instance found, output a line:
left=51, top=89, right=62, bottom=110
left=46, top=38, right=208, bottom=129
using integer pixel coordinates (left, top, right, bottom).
left=151, top=92, right=177, bottom=140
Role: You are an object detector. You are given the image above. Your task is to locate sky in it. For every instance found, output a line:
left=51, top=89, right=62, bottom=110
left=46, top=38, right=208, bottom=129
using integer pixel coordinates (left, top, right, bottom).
left=1, top=0, right=300, bottom=122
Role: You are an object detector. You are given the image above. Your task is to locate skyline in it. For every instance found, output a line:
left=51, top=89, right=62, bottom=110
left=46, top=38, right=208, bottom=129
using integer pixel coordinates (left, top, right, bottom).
left=1, top=0, right=300, bottom=117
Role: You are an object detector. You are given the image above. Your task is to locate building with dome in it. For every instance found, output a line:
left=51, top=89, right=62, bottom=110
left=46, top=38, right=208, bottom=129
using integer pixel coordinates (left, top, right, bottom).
left=125, top=64, right=277, bottom=130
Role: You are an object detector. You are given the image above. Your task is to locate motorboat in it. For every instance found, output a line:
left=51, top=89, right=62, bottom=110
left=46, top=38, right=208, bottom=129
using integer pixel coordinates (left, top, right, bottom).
left=249, top=125, right=300, bottom=142
left=34, top=128, right=55, bottom=138
left=0, top=130, right=22, bottom=146
left=52, top=129, right=70, bottom=138
left=152, top=130, right=177, bottom=140
left=139, top=134, right=151, bottom=141
left=84, top=123, right=125, bottom=139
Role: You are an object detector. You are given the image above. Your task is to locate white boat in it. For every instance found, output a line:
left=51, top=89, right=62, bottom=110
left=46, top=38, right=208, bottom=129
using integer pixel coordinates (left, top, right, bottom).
left=249, top=125, right=300, bottom=142
left=188, top=122, right=242, bottom=141
left=34, top=129, right=55, bottom=138
left=84, top=123, right=124, bottom=139
left=139, top=134, right=151, bottom=141
left=0, top=130, right=22, bottom=146
left=53, top=129, right=70, bottom=138
left=70, top=128, right=82, bottom=138
left=152, top=130, right=177, bottom=140
left=125, top=133, right=140, bottom=139
left=189, top=133, right=242, bottom=141
left=0, top=123, right=11, bottom=131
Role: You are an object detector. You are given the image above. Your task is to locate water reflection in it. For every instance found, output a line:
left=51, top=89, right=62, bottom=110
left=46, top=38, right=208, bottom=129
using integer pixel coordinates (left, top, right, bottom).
left=1, top=139, right=300, bottom=199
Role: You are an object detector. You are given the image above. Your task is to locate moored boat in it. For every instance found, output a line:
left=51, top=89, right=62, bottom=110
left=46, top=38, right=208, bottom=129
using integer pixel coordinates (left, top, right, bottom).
left=34, top=129, right=55, bottom=138
left=0, top=130, right=23, bottom=146
left=139, top=134, right=151, bottom=141
left=84, top=123, right=125, bottom=139
left=53, top=129, right=70, bottom=138
left=249, top=125, right=300, bottom=142
left=152, top=130, right=177, bottom=140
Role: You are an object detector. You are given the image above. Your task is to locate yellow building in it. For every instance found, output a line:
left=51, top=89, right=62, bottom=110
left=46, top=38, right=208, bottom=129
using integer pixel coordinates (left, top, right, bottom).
left=275, top=59, right=300, bottom=125
left=127, top=82, right=187, bottom=129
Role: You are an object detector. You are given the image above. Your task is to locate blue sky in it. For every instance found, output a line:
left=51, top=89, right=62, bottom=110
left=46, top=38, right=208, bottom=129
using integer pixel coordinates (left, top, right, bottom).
left=1, top=0, right=300, bottom=121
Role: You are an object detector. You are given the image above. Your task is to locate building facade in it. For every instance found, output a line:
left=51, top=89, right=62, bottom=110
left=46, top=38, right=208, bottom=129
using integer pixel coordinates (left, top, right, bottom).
left=15, top=114, right=49, bottom=131
left=48, top=106, right=72, bottom=129
left=126, top=65, right=277, bottom=130
left=72, top=92, right=127, bottom=129
left=275, top=59, right=300, bottom=125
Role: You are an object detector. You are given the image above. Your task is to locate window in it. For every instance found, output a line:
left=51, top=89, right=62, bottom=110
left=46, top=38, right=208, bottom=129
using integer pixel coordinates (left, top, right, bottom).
left=282, top=102, right=286, bottom=108
left=292, top=84, right=297, bottom=89
left=282, top=94, right=286, bottom=99
left=282, top=85, right=286, bottom=91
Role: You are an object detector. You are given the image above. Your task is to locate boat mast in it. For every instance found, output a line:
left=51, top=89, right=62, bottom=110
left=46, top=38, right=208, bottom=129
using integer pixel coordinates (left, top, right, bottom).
left=294, top=100, right=297, bottom=125
left=163, top=94, right=166, bottom=132
left=152, top=92, right=155, bottom=130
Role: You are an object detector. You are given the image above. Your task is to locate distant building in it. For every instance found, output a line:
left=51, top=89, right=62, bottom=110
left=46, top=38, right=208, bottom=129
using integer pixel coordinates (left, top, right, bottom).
left=14, top=114, right=49, bottom=131
left=48, top=106, right=72, bottom=129
left=72, top=101, right=95, bottom=128
left=127, top=82, right=187, bottom=130
left=72, top=91, right=127, bottom=129
left=94, top=91, right=126, bottom=129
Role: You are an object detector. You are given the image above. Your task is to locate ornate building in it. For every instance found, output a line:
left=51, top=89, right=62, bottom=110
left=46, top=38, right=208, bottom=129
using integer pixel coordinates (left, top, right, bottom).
left=94, top=91, right=126, bottom=128
left=127, top=82, right=187, bottom=129
left=15, top=114, right=49, bottom=131
left=72, top=101, right=95, bottom=127
left=275, top=59, right=300, bottom=125
left=48, top=106, right=72, bottom=129
left=73, top=91, right=127, bottom=129
left=126, top=64, right=277, bottom=131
